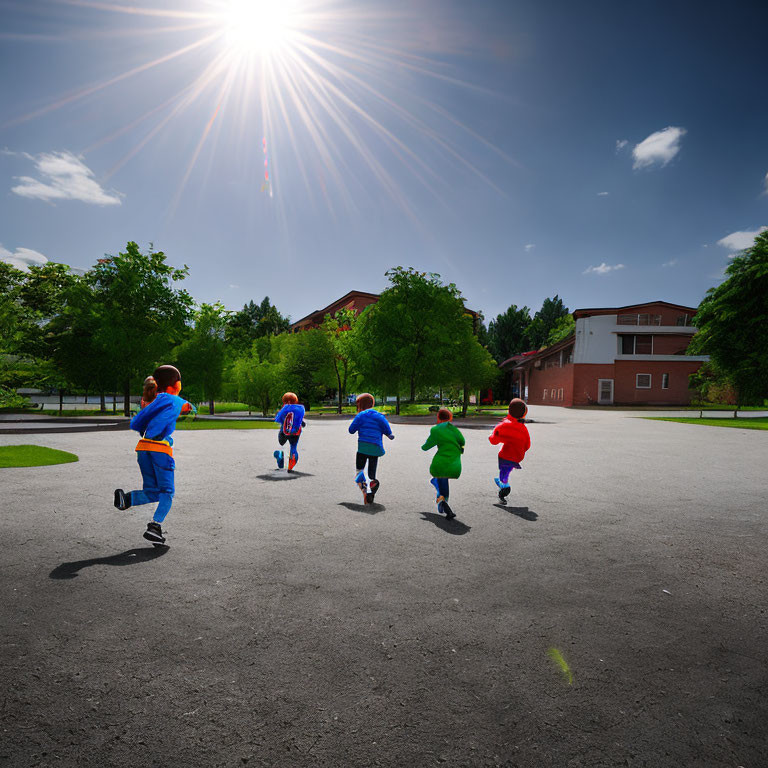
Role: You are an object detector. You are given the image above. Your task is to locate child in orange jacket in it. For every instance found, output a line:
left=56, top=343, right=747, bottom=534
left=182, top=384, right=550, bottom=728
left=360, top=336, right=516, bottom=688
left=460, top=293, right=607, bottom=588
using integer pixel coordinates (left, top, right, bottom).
left=488, top=398, right=531, bottom=504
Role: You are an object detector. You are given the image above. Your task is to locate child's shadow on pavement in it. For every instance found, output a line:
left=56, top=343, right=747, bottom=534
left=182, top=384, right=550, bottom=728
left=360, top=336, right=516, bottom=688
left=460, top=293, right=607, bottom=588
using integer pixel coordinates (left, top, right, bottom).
left=50, top=547, right=168, bottom=580
left=257, top=471, right=314, bottom=481
left=420, top=512, right=471, bottom=535
left=338, top=501, right=385, bottom=515
left=493, top=504, right=538, bottom=521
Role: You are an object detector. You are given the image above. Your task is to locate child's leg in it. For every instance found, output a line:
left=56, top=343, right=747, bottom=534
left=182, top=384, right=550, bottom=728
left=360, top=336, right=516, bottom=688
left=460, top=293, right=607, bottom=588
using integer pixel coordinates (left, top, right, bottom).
left=275, top=433, right=287, bottom=468
left=355, top=452, right=367, bottom=481
left=437, top=478, right=449, bottom=500
left=435, top=478, right=455, bottom=519
left=149, top=453, right=175, bottom=524
left=129, top=451, right=161, bottom=507
left=367, top=456, right=378, bottom=481
left=287, top=435, right=300, bottom=470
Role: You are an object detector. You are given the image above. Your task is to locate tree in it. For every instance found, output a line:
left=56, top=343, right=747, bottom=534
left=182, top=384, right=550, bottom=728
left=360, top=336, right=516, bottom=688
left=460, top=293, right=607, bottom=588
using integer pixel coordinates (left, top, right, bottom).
left=688, top=230, right=768, bottom=409
left=545, top=314, right=575, bottom=347
left=321, top=307, right=359, bottom=413
left=234, top=356, right=285, bottom=416
left=279, top=328, right=335, bottom=406
left=448, top=318, right=500, bottom=416
left=174, top=303, right=229, bottom=413
left=84, top=242, right=193, bottom=415
left=355, top=268, right=468, bottom=411
left=226, top=296, right=290, bottom=353
left=487, top=304, right=532, bottom=362
left=526, top=295, right=569, bottom=349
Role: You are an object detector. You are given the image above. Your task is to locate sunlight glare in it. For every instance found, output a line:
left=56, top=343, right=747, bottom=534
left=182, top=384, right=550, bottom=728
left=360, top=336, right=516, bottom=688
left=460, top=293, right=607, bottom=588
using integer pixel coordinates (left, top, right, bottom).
left=223, top=0, right=296, bottom=57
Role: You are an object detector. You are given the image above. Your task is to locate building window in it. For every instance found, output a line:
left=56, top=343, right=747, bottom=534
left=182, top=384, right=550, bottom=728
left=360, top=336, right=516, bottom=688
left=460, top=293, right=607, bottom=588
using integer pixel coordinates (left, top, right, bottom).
left=543, top=389, right=548, bottom=400
left=636, top=373, right=652, bottom=389
left=563, top=345, right=573, bottom=365
left=559, top=388, right=564, bottom=401
left=662, top=373, right=669, bottom=389
left=620, top=335, right=653, bottom=355
left=676, top=315, right=690, bottom=326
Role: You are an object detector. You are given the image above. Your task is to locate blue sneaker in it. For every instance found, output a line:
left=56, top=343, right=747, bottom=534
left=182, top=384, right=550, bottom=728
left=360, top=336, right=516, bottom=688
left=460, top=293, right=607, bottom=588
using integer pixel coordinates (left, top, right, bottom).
left=354, top=470, right=368, bottom=502
left=274, top=450, right=284, bottom=469
left=354, top=470, right=366, bottom=485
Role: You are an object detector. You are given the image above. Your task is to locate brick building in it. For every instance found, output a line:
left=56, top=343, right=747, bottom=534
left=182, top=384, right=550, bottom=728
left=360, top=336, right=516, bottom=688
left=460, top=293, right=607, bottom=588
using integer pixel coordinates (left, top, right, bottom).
left=507, top=301, right=709, bottom=406
left=290, top=290, right=380, bottom=331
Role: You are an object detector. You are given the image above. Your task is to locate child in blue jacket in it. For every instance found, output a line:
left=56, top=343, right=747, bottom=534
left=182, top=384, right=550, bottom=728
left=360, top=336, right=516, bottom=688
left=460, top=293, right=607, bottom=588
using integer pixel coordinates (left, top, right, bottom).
left=348, top=393, right=394, bottom=504
left=113, top=365, right=196, bottom=545
left=273, top=391, right=306, bottom=471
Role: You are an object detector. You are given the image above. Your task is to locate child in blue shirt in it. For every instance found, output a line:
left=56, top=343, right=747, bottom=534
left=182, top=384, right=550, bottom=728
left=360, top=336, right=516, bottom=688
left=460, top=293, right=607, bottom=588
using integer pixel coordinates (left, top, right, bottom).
left=113, top=365, right=196, bottom=545
left=273, top=391, right=306, bottom=471
left=348, top=393, right=394, bottom=504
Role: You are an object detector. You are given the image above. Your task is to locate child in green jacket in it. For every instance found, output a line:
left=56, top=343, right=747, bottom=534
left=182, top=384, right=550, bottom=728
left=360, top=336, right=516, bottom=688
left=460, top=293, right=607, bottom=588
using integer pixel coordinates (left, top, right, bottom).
left=421, top=408, right=465, bottom=520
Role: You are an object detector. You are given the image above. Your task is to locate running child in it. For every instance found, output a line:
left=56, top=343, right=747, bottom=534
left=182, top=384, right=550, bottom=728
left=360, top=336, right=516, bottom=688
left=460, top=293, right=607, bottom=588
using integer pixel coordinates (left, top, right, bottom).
left=421, top=408, right=464, bottom=520
left=113, top=365, right=196, bottom=545
left=273, top=392, right=306, bottom=472
left=488, top=397, right=531, bottom=504
left=348, top=393, right=394, bottom=504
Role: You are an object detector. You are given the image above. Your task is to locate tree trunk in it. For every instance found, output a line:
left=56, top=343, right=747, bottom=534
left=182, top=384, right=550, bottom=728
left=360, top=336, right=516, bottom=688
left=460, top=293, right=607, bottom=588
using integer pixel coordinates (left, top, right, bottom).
left=439, top=388, right=442, bottom=405
left=410, top=376, right=416, bottom=403
left=100, top=391, right=106, bottom=412
left=396, top=393, right=400, bottom=416
left=123, top=379, right=131, bottom=417
left=59, top=388, right=64, bottom=416
left=462, top=383, right=469, bottom=417
left=112, top=391, right=117, bottom=414
left=209, top=398, right=215, bottom=416
left=336, top=368, right=342, bottom=414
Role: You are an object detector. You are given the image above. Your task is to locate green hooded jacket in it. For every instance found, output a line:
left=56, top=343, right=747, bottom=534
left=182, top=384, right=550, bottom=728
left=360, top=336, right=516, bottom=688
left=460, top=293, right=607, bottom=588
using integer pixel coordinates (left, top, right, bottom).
left=421, top=421, right=465, bottom=479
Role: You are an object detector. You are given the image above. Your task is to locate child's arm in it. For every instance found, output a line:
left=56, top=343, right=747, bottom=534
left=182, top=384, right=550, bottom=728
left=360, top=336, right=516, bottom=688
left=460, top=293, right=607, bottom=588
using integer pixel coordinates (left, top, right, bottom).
left=421, top=431, right=436, bottom=451
left=274, top=405, right=286, bottom=424
left=458, top=429, right=466, bottom=453
left=488, top=424, right=501, bottom=445
left=348, top=413, right=360, bottom=434
left=378, top=412, right=394, bottom=439
left=180, top=401, right=197, bottom=416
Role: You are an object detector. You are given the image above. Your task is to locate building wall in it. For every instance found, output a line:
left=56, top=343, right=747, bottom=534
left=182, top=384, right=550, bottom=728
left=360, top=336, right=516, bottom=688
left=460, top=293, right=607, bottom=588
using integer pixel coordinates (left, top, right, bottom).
left=648, top=334, right=693, bottom=355
left=572, top=364, right=619, bottom=405
left=613, top=360, right=702, bottom=404
left=573, top=314, right=618, bottom=364
left=524, top=363, right=574, bottom=406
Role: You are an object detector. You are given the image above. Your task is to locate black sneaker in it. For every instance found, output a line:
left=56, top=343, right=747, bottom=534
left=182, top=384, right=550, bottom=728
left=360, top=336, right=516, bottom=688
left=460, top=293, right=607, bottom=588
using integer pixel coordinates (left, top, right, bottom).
left=441, top=501, right=456, bottom=520
left=498, top=486, right=511, bottom=502
left=143, top=521, right=166, bottom=544
left=366, top=479, right=380, bottom=504
left=114, top=489, right=130, bottom=510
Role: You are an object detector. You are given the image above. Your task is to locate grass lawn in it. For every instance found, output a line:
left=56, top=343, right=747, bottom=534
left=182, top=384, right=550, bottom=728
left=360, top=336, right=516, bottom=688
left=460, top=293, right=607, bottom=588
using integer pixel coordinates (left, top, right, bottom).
left=195, top=402, right=251, bottom=414
left=646, top=417, right=768, bottom=431
left=175, top=420, right=279, bottom=430
left=0, top=445, right=79, bottom=468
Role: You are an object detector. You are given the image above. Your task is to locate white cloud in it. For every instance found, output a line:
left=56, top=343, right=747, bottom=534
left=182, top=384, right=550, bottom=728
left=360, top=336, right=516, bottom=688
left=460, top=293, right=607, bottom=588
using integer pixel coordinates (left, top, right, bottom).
left=662, top=259, right=678, bottom=267
left=0, top=244, right=48, bottom=271
left=763, top=171, right=768, bottom=194
left=229, top=284, right=239, bottom=289
left=632, top=126, right=687, bottom=169
left=717, top=226, right=767, bottom=255
left=615, top=140, right=628, bottom=152
left=11, top=150, right=122, bottom=205
left=597, top=191, right=610, bottom=196
left=524, top=243, right=535, bottom=252
left=583, top=262, right=625, bottom=275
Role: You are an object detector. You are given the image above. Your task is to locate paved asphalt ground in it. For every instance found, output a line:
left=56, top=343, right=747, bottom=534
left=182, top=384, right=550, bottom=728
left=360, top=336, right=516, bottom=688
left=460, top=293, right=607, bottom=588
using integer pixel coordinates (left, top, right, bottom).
left=1, top=408, right=766, bottom=767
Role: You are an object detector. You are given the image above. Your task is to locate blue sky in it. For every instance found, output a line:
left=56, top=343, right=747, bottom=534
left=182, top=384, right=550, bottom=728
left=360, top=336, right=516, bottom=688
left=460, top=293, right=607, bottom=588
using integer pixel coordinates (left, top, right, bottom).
left=1, top=0, right=766, bottom=323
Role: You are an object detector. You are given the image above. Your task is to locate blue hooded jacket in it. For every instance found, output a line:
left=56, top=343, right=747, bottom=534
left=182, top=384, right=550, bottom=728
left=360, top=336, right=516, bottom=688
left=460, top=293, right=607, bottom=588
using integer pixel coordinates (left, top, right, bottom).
left=275, top=403, right=305, bottom=435
left=348, top=408, right=393, bottom=451
left=130, top=393, right=190, bottom=445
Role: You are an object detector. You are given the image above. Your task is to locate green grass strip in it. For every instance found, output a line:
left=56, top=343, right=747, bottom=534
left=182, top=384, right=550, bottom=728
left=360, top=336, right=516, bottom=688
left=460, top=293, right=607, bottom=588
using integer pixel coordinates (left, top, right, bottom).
left=646, top=417, right=768, bottom=430
left=175, top=420, right=279, bottom=430
left=0, top=444, right=79, bottom=468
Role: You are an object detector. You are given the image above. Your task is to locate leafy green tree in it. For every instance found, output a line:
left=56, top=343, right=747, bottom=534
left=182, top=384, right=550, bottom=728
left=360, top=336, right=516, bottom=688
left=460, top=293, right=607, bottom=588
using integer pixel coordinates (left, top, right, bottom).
left=545, top=314, right=575, bottom=347
left=689, top=230, right=768, bottom=408
left=226, top=296, right=290, bottom=353
left=355, top=268, right=468, bottom=411
left=321, top=307, right=359, bottom=413
left=526, top=295, right=569, bottom=349
left=84, top=242, right=193, bottom=415
left=234, top=356, right=286, bottom=416
left=487, top=304, right=532, bottom=362
left=279, top=328, right=335, bottom=406
left=174, top=303, right=229, bottom=414
left=448, top=319, right=500, bottom=416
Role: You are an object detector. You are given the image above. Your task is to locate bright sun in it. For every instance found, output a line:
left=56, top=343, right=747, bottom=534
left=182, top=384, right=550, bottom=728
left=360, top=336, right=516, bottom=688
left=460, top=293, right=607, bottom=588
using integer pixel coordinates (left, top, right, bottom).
left=223, top=0, right=296, bottom=56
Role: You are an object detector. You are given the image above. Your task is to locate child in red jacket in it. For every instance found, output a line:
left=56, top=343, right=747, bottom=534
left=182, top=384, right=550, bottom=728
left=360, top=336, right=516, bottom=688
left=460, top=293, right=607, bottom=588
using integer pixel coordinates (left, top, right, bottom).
left=488, top=398, right=531, bottom=504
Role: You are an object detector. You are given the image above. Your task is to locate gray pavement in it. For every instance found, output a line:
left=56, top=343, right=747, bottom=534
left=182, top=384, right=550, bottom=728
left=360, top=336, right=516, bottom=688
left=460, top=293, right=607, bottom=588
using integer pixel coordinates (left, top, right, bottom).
left=1, top=408, right=766, bottom=767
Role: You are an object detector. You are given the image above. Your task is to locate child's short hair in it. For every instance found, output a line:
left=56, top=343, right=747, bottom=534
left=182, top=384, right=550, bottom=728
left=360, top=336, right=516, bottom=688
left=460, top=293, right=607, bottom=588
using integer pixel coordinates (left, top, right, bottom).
left=437, top=408, right=453, bottom=422
left=356, top=393, right=375, bottom=410
left=142, top=376, right=158, bottom=404
left=153, top=365, right=181, bottom=392
left=508, top=398, right=528, bottom=419
left=282, top=392, right=299, bottom=404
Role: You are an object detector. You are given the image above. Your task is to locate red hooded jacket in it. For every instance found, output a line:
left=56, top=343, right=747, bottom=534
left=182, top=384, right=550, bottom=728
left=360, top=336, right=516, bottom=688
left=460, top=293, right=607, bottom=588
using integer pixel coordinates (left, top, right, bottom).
left=488, top=416, right=531, bottom=463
